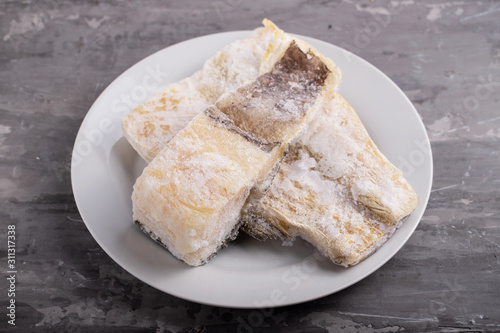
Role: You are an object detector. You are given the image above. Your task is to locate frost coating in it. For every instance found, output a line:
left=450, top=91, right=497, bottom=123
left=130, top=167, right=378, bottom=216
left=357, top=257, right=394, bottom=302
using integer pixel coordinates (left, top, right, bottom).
left=244, top=94, right=418, bottom=267
left=122, top=24, right=276, bottom=162
left=131, top=40, right=340, bottom=266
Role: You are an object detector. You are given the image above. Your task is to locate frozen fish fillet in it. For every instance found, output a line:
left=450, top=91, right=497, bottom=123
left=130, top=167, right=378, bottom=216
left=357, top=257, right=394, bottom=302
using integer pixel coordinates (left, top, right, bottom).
left=122, top=20, right=277, bottom=162
left=242, top=93, right=418, bottom=267
left=132, top=41, right=340, bottom=266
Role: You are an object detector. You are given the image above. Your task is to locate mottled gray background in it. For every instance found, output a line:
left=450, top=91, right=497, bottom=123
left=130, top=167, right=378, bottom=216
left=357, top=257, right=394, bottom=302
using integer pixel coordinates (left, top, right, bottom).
left=1, top=0, right=499, bottom=332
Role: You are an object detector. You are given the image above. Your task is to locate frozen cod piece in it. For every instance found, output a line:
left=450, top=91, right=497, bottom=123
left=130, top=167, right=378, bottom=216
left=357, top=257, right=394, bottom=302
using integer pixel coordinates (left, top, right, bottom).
left=242, top=93, right=418, bottom=267
left=132, top=41, right=341, bottom=266
left=122, top=19, right=278, bottom=162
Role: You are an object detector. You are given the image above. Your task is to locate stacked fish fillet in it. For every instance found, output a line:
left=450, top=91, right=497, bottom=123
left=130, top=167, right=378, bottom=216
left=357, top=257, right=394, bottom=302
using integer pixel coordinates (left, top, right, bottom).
left=123, top=19, right=418, bottom=267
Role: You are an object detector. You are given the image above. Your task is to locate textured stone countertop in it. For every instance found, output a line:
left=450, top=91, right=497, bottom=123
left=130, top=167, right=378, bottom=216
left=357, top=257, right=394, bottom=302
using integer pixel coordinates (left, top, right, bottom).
left=1, top=0, right=499, bottom=332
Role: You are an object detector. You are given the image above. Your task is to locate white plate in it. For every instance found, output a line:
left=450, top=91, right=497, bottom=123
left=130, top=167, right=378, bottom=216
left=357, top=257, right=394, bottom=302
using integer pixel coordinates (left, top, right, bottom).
left=71, top=31, right=433, bottom=308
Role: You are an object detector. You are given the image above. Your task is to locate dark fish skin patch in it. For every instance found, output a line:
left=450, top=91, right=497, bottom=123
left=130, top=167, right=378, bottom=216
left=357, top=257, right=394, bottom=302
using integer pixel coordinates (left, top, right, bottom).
left=204, top=106, right=280, bottom=153
left=206, top=41, right=331, bottom=151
